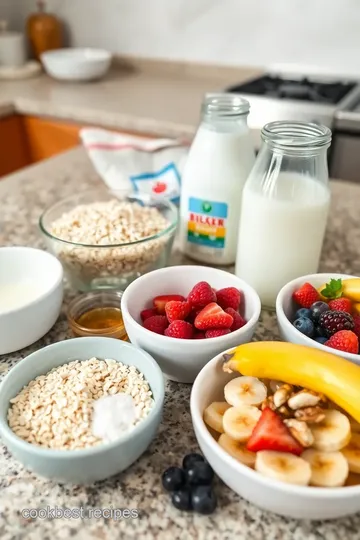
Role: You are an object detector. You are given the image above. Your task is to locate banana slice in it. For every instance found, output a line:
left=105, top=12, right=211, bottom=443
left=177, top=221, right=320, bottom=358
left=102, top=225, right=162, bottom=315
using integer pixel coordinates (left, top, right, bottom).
left=342, top=433, right=360, bottom=473
left=203, top=401, right=231, bottom=433
left=255, top=450, right=311, bottom=486
left=311, top=410, right=351, bottom=452
left=218, top=433, right=256, bottom=467
left=224, top=376, right=267, bottom=407
left=223, top=405, right=261, bottom=442
left=302, top=449, right=349, bottom=487
left=349, top=417, right=360, bottom=434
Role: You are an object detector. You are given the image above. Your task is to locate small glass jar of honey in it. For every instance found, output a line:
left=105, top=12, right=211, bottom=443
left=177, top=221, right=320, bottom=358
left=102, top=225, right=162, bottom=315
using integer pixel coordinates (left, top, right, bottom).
left=67, top=290, right=128, bottom=340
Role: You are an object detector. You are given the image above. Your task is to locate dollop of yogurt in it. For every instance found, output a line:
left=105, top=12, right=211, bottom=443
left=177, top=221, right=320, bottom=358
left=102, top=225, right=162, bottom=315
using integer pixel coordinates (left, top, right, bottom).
left=92, top=393, right=136, bottom=442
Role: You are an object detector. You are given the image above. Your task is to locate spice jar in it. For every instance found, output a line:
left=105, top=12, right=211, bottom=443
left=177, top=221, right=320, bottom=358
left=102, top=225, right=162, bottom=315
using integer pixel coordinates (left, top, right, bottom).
left=67, top=290, right=128, bottom=340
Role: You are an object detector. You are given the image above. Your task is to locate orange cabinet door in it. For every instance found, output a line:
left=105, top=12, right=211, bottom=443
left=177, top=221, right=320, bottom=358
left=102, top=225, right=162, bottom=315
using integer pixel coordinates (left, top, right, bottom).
left=0, top=115, right=31, bottom=177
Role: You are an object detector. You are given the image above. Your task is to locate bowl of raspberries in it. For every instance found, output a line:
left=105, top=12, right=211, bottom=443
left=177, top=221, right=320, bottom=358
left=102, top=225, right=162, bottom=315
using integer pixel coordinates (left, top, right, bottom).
left=121, top=265, right=261, bottom=383
left=276, top=273, right=360, bottom=364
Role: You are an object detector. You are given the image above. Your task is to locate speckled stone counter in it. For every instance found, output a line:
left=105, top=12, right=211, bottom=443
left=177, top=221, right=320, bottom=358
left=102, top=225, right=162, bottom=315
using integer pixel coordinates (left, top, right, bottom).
left=1, top=148, right=360, bottom=539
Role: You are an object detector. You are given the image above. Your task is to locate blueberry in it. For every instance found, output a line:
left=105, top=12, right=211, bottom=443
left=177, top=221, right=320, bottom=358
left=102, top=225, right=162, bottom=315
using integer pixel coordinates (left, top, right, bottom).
left=162, top=466, right=185, bottom=492
left=182, top=453, right=205, bottom=470
left=293, top=317, right=315, bottom=338
left=171, top=487, right=192, bottom=511
left=315, top=325, right=328, bottom=338
left=310, top=301, right=330, bottom=324
left=191, top=485, right=217, bottom=514
left=295, top=308, right=312, bottom=320
left=185, top=461, right=214, bottom=486
left=315, top=336, right=327, bottom=345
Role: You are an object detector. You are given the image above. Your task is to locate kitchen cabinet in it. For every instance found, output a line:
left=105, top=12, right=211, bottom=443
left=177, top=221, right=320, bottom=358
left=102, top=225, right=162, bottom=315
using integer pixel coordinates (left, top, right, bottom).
left=0, top=115, right=31, bottom=176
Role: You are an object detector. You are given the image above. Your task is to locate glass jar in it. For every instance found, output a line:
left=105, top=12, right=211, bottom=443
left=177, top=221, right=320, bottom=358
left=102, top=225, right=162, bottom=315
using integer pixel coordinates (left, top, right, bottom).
left=179, top=93, right=255, bottom=265
left=235, top=121, right=332, bottom=309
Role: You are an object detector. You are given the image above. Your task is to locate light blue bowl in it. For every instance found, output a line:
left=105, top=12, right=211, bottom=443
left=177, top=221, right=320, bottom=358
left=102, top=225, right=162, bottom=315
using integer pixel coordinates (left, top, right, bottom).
left=0, top=337, right=165, bottom=484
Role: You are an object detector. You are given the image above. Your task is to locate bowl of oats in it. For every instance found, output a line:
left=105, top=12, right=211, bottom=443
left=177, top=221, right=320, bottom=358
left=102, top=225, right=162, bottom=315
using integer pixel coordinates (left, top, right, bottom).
left=0, top=336, right=164, bottom=484
left=39, top=189, right=178, bottom=291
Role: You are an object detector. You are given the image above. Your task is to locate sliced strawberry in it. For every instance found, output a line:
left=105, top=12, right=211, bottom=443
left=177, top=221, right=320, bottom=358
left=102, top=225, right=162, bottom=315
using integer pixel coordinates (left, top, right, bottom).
left=194, top=302, right=233, bottom=330
left=246, top=408, right=303, bottom=456
left=216, top=287, right=241, bottom=311
left=187, top=282, right=216, bottom=309
left=165, top=301, right=191, bottom=323
left=153, top=294, right=185, bottom=314
left=140, top=308, right=158, bottom=322
left=225, top=307, right=247, bottom=331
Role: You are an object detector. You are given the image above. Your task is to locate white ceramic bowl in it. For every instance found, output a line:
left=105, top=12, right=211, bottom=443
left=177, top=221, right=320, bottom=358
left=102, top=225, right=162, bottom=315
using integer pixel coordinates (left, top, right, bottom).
left=121, top=265, right=261, bottom=383
left=191, top=347, right=360, bottom=520
left=41, top=48, right=112, bottom=81
left=0, top=247, right=63, bottom=354
left=276, top=273, right=360, bottom=364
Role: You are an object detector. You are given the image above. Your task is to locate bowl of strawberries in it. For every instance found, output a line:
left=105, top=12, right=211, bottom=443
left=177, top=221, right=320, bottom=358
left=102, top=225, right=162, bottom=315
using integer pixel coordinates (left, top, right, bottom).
left=121, top=266, right=261, bottom=383
left=276, top=273, right=360, bottom=364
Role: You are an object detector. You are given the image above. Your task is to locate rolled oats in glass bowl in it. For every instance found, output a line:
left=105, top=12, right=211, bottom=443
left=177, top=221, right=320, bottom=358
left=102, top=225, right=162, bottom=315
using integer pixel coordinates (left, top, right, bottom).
left=39, top=190, right=178, bottom=291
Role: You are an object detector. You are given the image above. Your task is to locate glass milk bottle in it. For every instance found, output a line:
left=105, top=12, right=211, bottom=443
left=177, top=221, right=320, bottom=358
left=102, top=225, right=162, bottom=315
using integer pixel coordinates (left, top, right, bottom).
left=236, top=121, right=332, bottom=308
left=180, top=94, right=255, bottom=265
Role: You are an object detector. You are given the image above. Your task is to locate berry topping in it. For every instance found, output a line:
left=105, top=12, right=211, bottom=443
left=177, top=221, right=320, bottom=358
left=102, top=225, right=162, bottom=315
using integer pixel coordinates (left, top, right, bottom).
left=328, top=297, right=353, bottom=314
left=225, top=307, right=247, bottom=331
left=292, top=282, right=320, bottom=308
left=293, top=317, right=315, bottom=338
left=205, top=328, right=231, bottom=338
left=294, top=307, right=312, bottom=320
left=171, top=488, right=192, bottom=511
left=187, top=281, right=216, bottom=309
left=320, top=278, right=343, bottom=300
left=140, top=308, right=158, bottom=322
left=319, top=310, right=355, bottom=338
left=353, top=315, right=360, bottom=339
left=191, top=485, right=217, bottom=515
left=182, top=453, right=205, bottom=470
left=165, top=301, right=191, bottom=323
left=246, top=408, right=303, bottom=456
left=185, top=462, right=214, bottom=486
left=143, top=315, right=168, bottom=335
left=310, top=301, right=330, bottom=323
left=162, top=467, right=185, bottom=492
left=153, top=294, right=185, bottom=314
left=164, top=320, right=194, bottom=339
left=193, top=331, right=206, bottom=339
left=194, top=302, right=233, bottom=330
left=216, top=287, right=241, bottom=311
left=325, top=330, right=359, bottom=354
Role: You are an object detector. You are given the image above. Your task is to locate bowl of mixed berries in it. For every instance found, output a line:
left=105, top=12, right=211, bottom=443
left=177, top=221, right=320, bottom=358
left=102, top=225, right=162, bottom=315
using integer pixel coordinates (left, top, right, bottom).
left=276, top=273, right=360, bottom=363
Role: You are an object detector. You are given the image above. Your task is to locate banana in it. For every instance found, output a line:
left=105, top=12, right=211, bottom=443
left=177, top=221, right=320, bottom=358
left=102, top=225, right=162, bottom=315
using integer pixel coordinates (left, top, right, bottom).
left=311, top=410, right=351, bottom=452
left=354, top=303, right=360, bottom=316
left=224, top=376, right=267, bottom=407
left=222, top=342, right=360, bottom=423
left=222, top=405, right=261, bottom=442
left=302, top=449, right=349, bottom=487
left=218, top=433, right=256, bottom=467
left=342, top=433, right=360, bottom=473
left=255, top=450, right=311, bottom=486
left=345, top=472, right=360, bottom=486
left=203, top=401, right=231, bottom=433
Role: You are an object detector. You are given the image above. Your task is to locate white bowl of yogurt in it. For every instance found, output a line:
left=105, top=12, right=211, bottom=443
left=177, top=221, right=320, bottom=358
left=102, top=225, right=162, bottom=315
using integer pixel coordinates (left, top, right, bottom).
left=0, top=247, right=63, bottom=354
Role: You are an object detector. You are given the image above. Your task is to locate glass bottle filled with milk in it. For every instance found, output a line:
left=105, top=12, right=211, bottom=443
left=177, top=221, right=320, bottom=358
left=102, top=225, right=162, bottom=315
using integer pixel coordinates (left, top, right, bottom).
left=180, top=94, right=255, bottom=265
left=236, top=121, right=332, bottom=308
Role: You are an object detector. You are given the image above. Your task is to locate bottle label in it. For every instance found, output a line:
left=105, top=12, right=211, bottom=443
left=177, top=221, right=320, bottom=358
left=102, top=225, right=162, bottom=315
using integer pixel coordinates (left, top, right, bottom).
left=187, top=197, right=227, bottom=249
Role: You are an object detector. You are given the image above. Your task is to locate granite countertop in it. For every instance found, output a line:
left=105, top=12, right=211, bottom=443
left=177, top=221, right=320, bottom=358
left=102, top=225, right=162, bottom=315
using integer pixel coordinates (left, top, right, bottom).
left=0, top=147, right=360, bottom=539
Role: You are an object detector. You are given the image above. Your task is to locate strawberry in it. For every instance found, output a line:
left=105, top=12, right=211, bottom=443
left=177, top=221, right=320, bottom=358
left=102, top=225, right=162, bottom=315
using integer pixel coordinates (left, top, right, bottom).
left=246, top=408, right=303, bottom=456
left=164, top=320, right=194, bottom=339
left=143, top=315, right=168, bottom=335
left=165, top=301, right=191, bottom=323
left=216, top=287, right=241, bottom=311
left=194, top=302, right=233, bottom=330
left=187, top=282, right=216, bottom=309
left=153, top=294, right=185, bottom=314
left=292, top=282, right=320, bottom=308
left=193, top=331, right=206, bottom=339
left=140, top=308, right=158, bottom=322
left=328, top=297, right=353, bottom=314
left=353, top=315, right=360, bottom=338
left=325, top=330, right=359, bottom=354
left=205, top=328, right=231, bottom=338
left=225, top=307, right=247, bottom=331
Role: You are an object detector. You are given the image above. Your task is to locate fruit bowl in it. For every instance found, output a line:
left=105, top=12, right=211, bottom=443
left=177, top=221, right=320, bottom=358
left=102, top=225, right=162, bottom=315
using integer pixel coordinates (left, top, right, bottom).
left=276, top=273, right=360, bottom=365
left=121, top=266, right=261, bottom=383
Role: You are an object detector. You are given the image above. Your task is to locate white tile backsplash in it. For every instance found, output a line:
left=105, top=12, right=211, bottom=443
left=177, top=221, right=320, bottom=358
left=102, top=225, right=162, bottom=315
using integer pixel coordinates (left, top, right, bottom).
left=5, top=0, right=360, bottom=77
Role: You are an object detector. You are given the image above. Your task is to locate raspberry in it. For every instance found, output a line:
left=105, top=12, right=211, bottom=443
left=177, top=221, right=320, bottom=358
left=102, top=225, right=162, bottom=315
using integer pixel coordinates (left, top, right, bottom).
left=328, top=298, right=353, bottom=314
left=225, top=307, right=247, bottom=331
left=325, top=330, right=359, bottom=354
left=143, top=315, right=168, bottom=335
left=140, top=308, right=158, bottom=322
left=187, top=308, right=202, bottom=324
left=194, top=302, right=233, bottom=330
left=164, top=320, right=194, bottom=339
left=216, top=287, right=241, bottom=311
left=165, top=301, right=191, bottom=323
left=193, top=331, right=206, bottom=339
left=319, top=310, right=355, bottom=338
left=292, top=282, right=320, bottom=308
left=353, top=315, right=360, bottom=339
left=205, top=328, right=231, bottom=338
left=153, top=295, right=185, bottom=314
left=187, top=282, right=216, bottom=309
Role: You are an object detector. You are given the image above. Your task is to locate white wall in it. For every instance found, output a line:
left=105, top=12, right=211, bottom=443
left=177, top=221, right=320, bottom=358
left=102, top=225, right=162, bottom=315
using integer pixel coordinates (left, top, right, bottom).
left=4, top=0, right=360, bottom=76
